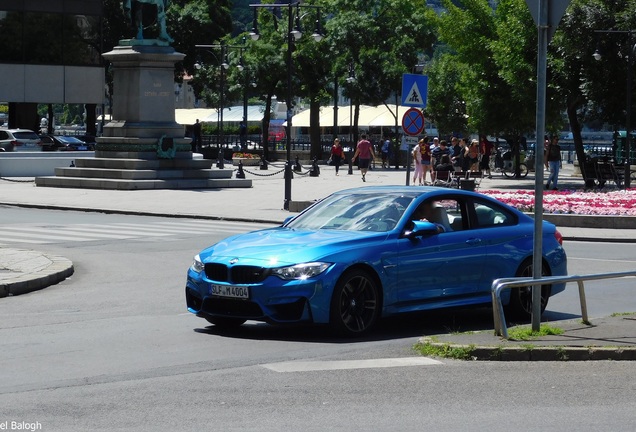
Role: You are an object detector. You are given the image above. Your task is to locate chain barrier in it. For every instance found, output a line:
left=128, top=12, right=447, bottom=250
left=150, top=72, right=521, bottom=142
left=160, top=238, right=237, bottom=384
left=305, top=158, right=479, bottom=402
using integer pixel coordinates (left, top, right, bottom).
left=234, top=158, right=314, bottom=178
left=243, top=167, right=286, bottom=177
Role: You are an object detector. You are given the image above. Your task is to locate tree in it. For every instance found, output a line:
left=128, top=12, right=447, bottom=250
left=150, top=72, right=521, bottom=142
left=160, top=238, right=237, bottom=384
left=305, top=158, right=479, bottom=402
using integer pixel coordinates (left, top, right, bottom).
left=430, top=0, right=530, bottom=139
left=323, top=0, right=435, bottom=145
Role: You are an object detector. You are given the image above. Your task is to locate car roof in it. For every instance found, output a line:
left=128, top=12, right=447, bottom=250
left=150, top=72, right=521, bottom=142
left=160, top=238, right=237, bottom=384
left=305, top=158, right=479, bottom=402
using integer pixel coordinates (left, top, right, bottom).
left=327, top=186, right=533, bottom=220
left=330, top=185, right=481, bottom=197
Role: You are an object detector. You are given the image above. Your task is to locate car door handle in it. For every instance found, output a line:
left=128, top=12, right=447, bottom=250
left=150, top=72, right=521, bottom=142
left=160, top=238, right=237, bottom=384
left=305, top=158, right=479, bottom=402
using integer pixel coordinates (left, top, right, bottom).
left=465, top=238, right=482, bottom=246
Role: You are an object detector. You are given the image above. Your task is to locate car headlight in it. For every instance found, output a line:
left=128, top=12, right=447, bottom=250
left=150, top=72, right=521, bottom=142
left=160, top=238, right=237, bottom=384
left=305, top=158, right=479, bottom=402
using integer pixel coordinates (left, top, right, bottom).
left=191, top=254, right=205, bottom=273
left=272, top=262, right=331, bottom=280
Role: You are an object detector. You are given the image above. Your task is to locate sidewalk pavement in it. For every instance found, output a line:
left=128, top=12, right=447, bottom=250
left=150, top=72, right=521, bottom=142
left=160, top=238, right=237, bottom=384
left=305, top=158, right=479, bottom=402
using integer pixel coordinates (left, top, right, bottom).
left=2, top=161, right=635, bottom=360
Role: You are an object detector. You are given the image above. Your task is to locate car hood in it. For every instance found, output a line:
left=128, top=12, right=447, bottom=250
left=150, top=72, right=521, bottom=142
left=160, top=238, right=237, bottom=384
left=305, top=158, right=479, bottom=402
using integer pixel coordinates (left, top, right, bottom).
left=199, top=227, right=386, bottom=266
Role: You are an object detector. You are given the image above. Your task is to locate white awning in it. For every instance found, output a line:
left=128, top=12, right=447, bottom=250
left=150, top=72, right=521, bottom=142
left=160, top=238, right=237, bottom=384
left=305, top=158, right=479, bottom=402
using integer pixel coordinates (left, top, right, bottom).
left=202, top=105, right=269, bottom=123
left=175, top=108, right=217, bottom=125
left=289, top=104, right=415, bottom=128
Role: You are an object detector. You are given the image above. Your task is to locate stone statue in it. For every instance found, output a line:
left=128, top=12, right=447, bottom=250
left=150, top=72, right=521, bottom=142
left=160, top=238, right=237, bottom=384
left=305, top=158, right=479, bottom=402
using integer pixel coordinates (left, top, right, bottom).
left=123, top=0, right=173, bottom=43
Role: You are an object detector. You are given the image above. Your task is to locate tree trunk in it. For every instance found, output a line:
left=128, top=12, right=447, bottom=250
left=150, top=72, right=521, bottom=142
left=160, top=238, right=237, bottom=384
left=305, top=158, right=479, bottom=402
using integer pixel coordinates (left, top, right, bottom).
left=261, top=95, right=273, bottom=161
left=85, top=104, right=97, bottom=136
left=566, top=97, right=593, bottom=187
left=309, top=97, right=321, bottom=159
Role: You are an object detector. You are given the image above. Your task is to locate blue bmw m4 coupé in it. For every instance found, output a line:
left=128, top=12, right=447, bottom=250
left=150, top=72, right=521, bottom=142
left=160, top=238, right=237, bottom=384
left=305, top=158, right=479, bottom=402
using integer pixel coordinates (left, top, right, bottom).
left=185, top=186, right=567, bottom=336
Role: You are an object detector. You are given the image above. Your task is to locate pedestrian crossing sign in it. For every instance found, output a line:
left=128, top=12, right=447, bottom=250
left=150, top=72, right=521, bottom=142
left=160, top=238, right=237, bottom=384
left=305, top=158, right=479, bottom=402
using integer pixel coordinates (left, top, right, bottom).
left=401, top=74, right=428, bottom=108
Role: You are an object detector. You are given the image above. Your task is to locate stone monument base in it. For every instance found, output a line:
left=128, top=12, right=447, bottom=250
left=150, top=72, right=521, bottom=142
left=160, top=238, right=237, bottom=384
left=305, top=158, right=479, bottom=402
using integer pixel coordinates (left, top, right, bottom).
left=35, top=150, right=251, bottom=190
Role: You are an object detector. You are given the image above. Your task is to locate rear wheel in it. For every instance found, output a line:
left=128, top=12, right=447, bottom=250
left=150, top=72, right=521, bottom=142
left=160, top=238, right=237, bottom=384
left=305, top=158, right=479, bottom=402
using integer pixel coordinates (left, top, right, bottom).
left=205, top=316, right=247, bottom=328
left=505, top=258, right=551, bottom=321
left=330, top=269, right=380, bottom=337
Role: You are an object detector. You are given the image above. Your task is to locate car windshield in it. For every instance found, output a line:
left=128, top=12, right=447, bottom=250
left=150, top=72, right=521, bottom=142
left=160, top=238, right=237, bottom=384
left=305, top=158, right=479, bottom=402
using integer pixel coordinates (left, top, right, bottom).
left=58, top=136, right=84, bottom=143
left=14, top=131, right=39, bottom=140
left=285, top=192, right=416, bottom=232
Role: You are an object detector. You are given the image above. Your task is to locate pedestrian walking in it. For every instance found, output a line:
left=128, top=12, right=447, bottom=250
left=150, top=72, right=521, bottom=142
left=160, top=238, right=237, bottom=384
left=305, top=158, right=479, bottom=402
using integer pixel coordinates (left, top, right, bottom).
left=192, top=119, right=202, bottom=153
left=330, top=138, right=346, bottom=175
left=381, top=137, right=390, bottom=168
left=545, top=135, right=562, bottom=190
left=412, top=140, right=424, bottom=185
left=480, top=135, right=494, bottom=178
left=351, top=134, right=376, bottom=182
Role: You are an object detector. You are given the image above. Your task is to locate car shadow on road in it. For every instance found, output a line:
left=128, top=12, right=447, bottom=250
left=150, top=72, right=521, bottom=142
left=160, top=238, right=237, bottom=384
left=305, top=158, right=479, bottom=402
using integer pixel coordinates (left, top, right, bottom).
left=193, top=307, right=579, bottom=343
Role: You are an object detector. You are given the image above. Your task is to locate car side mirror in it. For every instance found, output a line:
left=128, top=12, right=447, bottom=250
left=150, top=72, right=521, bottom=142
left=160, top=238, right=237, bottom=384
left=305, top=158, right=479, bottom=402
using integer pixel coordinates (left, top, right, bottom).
left=403, top=220, right=440, bottom=238
left=282, top=215, right=295, bottom=226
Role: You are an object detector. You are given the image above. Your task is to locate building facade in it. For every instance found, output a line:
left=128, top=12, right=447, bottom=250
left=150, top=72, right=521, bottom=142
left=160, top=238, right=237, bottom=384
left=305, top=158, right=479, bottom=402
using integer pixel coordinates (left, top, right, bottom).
left=0, top=0, right=104, bottom=129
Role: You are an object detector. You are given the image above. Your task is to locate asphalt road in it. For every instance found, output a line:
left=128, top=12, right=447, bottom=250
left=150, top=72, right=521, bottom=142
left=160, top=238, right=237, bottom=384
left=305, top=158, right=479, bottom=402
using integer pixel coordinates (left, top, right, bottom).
left=1, top=208, right=635, bottom=431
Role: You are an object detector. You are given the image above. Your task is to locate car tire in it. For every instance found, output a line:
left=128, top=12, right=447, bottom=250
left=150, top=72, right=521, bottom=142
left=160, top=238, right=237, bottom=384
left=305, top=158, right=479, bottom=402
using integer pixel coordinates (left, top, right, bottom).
left=205, top=316, right=247, bottom=328
left=329, top=269, right=380, bottom=337
left=505, top=258, right=550, bottom=322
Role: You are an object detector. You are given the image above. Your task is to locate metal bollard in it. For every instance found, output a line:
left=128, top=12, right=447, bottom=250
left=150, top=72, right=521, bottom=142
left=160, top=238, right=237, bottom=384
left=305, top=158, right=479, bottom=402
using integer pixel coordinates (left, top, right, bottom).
left=216, top=148, right=224, bottom=169
left=236, top=161, right=246, bottom=178
left=310, top=157, right=320, bottom=177
left=348, top=156, right=353, bottom=175
left=260, top=155, right=268, bottom=170
left=293, top=155, right=302, bottom=173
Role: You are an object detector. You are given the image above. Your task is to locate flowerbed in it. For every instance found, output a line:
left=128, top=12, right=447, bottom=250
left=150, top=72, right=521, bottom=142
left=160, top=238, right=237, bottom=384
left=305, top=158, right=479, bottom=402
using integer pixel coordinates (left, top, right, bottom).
left=480, top=189, right=636, bottom=216
left=232, top=152, right=259, bottom=159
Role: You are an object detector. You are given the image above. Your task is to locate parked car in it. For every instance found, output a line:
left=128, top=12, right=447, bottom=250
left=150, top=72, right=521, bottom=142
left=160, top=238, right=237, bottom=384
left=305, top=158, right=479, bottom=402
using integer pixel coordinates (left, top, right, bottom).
left=0, top=128, right=42, bottom=151
left=40, top=135, right=94, bottom=151
left=185, top=186, right=568, bottom=336
left=76, top=135, right=97, bottom=147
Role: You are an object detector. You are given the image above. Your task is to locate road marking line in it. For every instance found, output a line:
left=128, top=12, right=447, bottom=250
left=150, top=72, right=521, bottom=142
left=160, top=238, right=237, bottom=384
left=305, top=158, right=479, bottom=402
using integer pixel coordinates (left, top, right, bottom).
left=261, top=357, right=442, bottom=372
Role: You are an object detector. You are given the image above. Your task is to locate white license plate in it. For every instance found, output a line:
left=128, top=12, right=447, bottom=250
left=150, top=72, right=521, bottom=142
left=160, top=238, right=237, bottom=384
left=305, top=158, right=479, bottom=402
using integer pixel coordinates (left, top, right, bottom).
left=210, top=284, right=249, bottom=299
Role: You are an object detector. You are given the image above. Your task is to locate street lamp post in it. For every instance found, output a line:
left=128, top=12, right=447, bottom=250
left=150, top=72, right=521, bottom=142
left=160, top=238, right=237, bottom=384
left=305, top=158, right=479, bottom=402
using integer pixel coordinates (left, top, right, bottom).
left=346, top=64, right=356, bottom=146
left=196, top=42, right=248, bottom=165
left=249, top=2, right=323, bottom=210
left=594, top=29, right=635, bottom=189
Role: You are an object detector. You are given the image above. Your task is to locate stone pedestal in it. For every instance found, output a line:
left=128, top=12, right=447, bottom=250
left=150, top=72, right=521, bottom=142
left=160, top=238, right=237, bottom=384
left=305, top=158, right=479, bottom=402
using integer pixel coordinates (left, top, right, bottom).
left=35, top=42, right=251, bottom=190
left=100, top=44, right=188, bottom=150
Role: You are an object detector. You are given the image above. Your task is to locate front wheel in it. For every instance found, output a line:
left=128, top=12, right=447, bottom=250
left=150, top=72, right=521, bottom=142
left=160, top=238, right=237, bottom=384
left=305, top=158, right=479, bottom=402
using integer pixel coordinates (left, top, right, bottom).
left=505, top=259, right=550, bottom=322
left=502, top=165, right=514, bottom=178
left=330, top=269, right=380, bottom=337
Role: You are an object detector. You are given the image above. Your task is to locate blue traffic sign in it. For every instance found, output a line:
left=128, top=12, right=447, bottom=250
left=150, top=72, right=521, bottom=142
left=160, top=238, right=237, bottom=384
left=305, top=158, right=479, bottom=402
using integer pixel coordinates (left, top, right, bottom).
left=401, top=74, right=428, bottom=107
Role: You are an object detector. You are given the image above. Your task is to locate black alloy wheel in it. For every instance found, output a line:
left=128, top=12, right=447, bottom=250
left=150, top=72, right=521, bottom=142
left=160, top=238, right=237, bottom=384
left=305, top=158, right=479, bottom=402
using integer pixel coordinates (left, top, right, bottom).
left=330, top=269, right=380, bottom=337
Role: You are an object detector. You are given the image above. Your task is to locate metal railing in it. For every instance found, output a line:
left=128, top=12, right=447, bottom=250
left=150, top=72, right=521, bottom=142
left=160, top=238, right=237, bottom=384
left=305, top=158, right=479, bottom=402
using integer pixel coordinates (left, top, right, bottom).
left=492, top=270, right=636, bottom=339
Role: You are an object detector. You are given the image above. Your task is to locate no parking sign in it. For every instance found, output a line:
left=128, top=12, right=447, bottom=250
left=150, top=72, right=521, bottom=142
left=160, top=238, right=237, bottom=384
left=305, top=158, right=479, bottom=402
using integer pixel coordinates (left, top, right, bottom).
left=401, top=108, right=425, bottom=137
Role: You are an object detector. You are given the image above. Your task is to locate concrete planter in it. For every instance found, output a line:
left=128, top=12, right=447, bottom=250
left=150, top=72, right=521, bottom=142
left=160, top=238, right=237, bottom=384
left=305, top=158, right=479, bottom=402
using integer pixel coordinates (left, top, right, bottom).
left=232, top=158, right=260, bottom=166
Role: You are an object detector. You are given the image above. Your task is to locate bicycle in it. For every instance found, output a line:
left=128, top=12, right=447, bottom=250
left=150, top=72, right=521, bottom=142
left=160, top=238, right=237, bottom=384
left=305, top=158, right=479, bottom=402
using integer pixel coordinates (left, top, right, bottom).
left=502, top=159, right=529, bottom=178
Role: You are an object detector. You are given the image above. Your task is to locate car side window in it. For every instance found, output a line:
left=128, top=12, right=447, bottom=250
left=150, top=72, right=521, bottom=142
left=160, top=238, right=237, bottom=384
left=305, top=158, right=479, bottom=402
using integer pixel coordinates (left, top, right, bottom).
left=411, top=198, right=463, bottom=233
left=471, top=200, right=514, bottom=228
left=438, top=199, right=464, bottom=232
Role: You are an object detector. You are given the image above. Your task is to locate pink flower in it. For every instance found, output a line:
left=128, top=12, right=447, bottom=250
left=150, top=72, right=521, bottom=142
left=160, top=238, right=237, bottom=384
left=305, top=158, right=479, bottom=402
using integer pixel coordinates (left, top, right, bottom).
left=479, top=189, right=636, bottom=216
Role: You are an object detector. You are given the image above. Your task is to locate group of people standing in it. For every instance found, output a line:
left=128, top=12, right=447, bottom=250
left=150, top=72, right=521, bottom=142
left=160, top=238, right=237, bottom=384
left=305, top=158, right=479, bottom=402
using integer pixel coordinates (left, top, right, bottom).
left=411, top=135, right=494, bottom=185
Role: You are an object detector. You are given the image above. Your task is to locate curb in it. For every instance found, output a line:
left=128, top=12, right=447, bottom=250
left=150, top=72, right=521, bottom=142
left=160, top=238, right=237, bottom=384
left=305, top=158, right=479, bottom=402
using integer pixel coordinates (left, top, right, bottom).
left=417, top=337, right=636, bottom=361
left=0, top=250, right=74, bottom=298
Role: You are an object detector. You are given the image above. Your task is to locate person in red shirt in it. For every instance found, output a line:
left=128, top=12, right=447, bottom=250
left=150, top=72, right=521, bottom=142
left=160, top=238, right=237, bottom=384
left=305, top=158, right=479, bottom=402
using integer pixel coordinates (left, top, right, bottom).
left=352, top=134, right=376, bottom=182
left=330, top=138, right=346, bottom=176
left=479, top=135, right=494, bottom=178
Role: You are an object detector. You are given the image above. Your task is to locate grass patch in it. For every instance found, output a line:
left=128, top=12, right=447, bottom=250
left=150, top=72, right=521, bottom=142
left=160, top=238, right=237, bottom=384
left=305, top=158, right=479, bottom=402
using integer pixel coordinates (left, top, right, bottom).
left=507, top=324, right=563, bottom=341
left=610, top=312, right=636, bottom=317
left=414, top=339, right=476, bottom=360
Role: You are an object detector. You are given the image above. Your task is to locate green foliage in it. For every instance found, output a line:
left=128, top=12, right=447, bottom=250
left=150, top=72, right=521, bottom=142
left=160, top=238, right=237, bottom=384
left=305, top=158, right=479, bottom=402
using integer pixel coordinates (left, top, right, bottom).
left=507, top=324, right=564, bottom=341
left=170, top=0, right=233, bottom=79
left=414, top=339, right=476, bottom=360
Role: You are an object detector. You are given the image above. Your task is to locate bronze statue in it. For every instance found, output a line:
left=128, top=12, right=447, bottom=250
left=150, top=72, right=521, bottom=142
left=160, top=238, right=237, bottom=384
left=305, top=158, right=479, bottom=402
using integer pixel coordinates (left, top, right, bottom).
left=123, top=0, right=173, bottom=43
